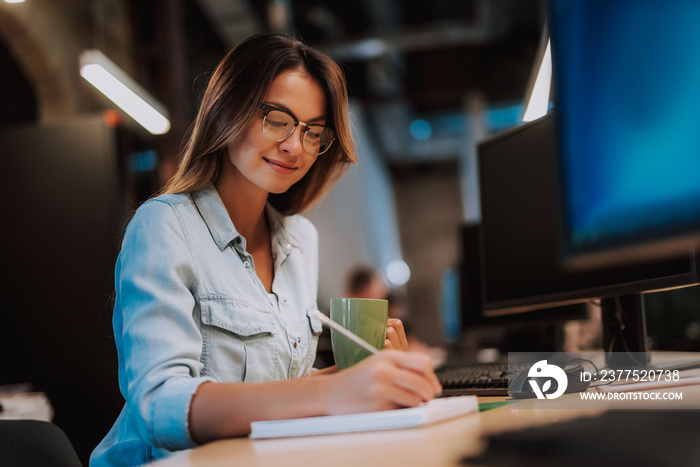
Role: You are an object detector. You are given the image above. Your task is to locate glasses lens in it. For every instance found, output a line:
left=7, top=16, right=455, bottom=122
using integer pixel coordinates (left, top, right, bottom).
left=262, top=110, right=295, bottom=141
left=304, top=125, right=335, bottom=155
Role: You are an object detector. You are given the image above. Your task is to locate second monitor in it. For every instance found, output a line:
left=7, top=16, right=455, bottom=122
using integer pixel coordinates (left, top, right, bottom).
left=464, top=112, right=700, bottom=366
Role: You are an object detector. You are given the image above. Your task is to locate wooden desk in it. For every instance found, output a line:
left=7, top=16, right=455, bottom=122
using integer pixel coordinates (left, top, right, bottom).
left=153, top=356, right=700, bottom=467
left=151, top=392, right=697, bottom=467
left=153, top=397, right=486, bottom=467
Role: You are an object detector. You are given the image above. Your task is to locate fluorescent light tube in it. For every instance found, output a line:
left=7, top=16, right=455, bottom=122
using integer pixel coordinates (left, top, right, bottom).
left=522, top=39, right=552, bottom=122
left=80, top=49, right=170, bottom=135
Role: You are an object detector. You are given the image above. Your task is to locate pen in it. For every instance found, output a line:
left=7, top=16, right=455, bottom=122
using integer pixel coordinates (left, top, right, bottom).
left=313, top=310, right=380, bottom=355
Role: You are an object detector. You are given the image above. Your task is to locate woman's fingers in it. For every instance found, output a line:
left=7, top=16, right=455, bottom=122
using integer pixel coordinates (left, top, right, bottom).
left=389, top=364, right=438, bottom=403
left=386, top=318, right=408, bottom=351
left=386, top=350, right=443, bottom=396
left=369, top=351, right=442, bottom=398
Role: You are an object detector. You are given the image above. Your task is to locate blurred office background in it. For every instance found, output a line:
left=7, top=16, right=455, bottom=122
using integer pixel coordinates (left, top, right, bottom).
left=2, top=0, right=698, bottom=464
left=0, top=0, right=544, bottom=461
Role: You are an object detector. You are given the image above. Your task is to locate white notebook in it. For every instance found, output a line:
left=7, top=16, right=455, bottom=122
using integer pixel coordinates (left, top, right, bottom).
left=249, top=395, right=478, bottom=439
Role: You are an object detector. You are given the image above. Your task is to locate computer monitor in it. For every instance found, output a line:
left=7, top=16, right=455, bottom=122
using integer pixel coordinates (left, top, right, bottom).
left=461, top=112, right=700, bottom=367
left=549, top=0, right=700, bottom=269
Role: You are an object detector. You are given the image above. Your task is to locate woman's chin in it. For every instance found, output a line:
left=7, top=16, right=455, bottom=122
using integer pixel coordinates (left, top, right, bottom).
left=265, top=183, right=295, bottom=195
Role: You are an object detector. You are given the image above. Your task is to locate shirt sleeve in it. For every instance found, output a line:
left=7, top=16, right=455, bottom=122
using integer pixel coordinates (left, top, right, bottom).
left=112, top=199, right=214, bottom=451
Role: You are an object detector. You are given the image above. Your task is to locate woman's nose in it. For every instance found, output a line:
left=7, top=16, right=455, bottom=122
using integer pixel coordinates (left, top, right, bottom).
left=277, top=125, right=304, bottom=156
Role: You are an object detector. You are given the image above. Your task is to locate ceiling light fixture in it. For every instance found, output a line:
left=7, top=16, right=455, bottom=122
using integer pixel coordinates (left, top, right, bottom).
left=79, top=49, right=170, bottom=135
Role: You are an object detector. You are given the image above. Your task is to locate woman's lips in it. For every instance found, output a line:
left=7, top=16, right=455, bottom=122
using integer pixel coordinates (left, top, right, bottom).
left=264, top=158, right=298, bottom=175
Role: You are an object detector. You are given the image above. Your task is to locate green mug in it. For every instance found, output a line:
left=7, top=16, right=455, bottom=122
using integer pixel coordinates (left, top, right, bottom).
left=330, top=298, right=388, bottom=370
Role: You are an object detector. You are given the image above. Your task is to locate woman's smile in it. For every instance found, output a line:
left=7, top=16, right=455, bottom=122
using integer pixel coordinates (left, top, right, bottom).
left=263, top=157, right=299, bottom=175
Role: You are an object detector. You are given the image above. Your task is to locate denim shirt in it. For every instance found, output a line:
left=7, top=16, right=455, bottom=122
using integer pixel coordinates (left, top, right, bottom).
left=90, top=183, right=323, bottom=467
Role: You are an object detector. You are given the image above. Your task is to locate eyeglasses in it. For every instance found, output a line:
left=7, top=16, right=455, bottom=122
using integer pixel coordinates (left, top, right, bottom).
left=260, top=104, right=335, bottom=156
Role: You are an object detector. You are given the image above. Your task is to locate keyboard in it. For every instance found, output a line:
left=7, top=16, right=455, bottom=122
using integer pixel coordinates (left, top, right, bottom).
left=463, top=410, right=700, bottom=466
left=436, top=362, right=528, bottom=396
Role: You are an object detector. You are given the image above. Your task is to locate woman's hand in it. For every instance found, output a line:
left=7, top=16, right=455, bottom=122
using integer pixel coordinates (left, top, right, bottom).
left=385, top=318, right=409, bottom=351
left=322, top=350, right=442, bottom=415
left=312, top=317, right=408, bottom=376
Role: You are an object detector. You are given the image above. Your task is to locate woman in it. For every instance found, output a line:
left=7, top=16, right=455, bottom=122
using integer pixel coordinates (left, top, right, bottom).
left=91, top=33, right=441, bottom=467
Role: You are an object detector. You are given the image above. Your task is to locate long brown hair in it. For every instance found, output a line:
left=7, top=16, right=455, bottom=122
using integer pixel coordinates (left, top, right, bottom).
left=162, top=33, right=357, bottom=214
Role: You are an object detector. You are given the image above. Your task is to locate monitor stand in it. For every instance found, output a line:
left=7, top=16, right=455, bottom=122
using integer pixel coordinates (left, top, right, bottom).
left=601, top=293, right=650, bottom=368
left=602, top=293, right=700, bottom=371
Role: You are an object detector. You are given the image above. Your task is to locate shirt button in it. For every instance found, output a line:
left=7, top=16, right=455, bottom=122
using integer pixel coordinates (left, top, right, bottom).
left=293, top=342, right=297, bottom=349
left=244, top=261, right=250, bottom=268
left=285, top=243, right=291, bottom=250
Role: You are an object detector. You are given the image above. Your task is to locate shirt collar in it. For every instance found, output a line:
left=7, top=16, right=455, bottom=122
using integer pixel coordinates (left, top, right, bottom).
left=191, top=183, right=302, bottom=252
left=265, top=203, right=302, bottom=254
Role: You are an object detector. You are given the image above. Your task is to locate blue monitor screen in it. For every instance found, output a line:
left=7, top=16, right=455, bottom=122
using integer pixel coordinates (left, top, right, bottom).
left=550, top=0, right=700, bottom=265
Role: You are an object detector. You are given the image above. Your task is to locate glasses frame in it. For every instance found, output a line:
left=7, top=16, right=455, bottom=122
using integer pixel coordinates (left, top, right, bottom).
left=260, top=104, right=335, bottom=155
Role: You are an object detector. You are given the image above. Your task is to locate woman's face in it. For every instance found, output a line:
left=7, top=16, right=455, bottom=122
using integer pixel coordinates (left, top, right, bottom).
left=225, top=68, right=327, bottom=195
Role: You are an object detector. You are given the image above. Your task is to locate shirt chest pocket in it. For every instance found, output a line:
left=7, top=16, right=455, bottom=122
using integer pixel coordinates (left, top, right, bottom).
left=298, top=307, right=323, bottom=376
left=306, top=307, right=323, bottom=337
left=200, top=299, right=279, bottom=382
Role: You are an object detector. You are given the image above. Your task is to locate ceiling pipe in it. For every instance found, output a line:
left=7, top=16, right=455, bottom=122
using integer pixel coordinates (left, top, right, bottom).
left=317, top=0, right=511, bottom=61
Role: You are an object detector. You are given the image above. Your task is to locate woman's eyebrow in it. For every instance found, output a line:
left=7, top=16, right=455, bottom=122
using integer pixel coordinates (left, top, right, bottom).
left=265, top=101, right=326, bottom=123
